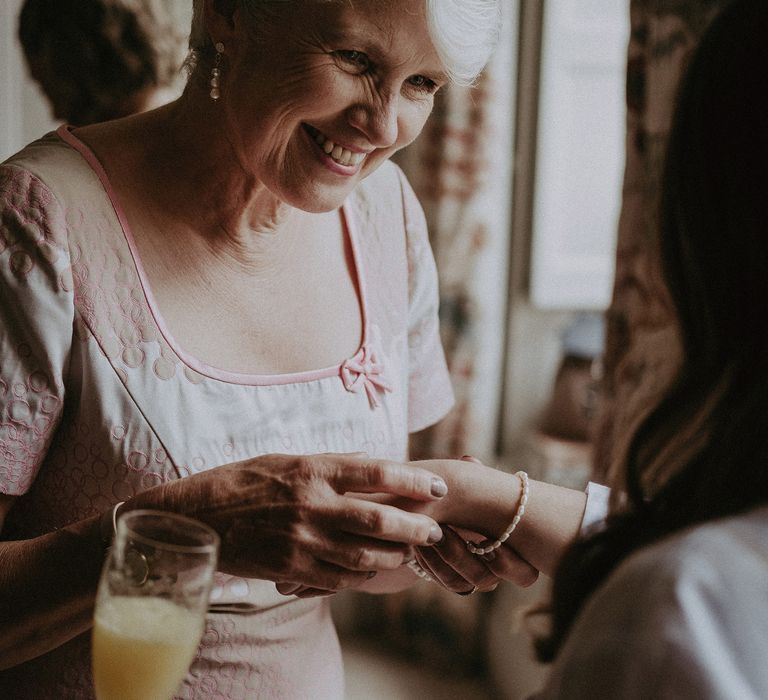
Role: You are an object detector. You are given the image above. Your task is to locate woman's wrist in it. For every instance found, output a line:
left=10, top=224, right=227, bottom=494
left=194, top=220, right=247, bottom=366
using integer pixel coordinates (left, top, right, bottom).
left=410, top=459, right=523, bottom=536
left=466, top=471, right=528, bottom=555
left=504, top=479, right=587, bottom=576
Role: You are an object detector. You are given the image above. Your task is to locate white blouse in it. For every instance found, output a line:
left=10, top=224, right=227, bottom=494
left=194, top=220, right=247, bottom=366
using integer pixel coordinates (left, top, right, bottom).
left=542, top=504, right=768, bottom=699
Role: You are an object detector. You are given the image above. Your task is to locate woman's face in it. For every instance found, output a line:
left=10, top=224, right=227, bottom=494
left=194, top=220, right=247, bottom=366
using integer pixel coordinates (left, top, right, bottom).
left=216, top=0, right=447, bottom=212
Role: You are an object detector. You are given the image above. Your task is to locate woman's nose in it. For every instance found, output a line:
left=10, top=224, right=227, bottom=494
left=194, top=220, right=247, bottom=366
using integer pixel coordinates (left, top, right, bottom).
left=347, top=92, right=399, bottom=148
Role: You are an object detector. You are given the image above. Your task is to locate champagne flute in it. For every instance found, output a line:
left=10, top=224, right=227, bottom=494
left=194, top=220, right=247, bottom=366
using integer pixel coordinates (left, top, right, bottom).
left=92, top=510, right=219, bottom=700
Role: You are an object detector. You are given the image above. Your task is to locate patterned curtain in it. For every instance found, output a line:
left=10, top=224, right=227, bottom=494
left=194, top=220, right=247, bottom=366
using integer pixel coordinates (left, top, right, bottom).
left=593, top=0, right=729, bottom=493
left=398, top=3, right=516, bottom=464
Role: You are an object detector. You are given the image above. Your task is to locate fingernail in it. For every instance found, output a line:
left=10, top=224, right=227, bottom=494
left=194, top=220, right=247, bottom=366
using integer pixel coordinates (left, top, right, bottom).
left=278, top=583, right=301, bottom=595
left=430, top=478, right=448, bottom=497
left=427, top=524, right=443, bottom=544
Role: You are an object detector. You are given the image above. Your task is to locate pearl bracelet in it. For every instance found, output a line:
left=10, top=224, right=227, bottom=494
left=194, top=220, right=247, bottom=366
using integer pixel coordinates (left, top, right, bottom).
left=466, top=471, right=529, bottom=556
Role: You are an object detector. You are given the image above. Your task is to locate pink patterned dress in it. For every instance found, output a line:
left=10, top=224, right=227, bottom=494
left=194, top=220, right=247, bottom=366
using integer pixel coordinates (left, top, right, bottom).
left=0, top=126, right=454, bottom=699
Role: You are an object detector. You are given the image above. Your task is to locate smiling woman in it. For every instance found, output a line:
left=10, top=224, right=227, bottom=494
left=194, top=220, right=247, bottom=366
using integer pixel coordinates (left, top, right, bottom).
left=0, top=0, right=501, bottom=698
left=180, top=0, right=498, bottom=215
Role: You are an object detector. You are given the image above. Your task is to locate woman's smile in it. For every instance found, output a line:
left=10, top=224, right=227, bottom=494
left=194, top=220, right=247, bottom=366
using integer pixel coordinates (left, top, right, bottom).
left=301, top=123, right=369, bottom=176
left=200, top=0, right=445, bottom=213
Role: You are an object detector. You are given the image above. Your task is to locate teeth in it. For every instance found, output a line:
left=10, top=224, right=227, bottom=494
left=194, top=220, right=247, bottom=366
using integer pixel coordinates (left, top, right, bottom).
left=310, top=127, right=366, bottom=167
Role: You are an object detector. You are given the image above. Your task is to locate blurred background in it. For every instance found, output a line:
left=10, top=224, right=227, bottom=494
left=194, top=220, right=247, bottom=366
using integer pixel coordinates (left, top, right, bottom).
left=2, top=0, right=724, bottom=697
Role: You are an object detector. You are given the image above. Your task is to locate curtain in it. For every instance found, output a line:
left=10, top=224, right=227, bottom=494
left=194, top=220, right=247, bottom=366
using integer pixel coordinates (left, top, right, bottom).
left=398, top=3, right=516, bottom=464
left=593, top=0, right=729, bottom=493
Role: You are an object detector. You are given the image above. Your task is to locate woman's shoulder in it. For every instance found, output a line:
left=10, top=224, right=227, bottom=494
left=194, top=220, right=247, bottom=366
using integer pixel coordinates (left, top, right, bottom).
left=1, top=135, right=78, bottom=265
left=543, top=507, right=768, bottom=698
left=620, top=504, right=768, bottom=584
left=354, top=158, right=405, bottom=193
left=595, top=506, right=768, bottom=620
left=348, top=160, right=431, bottom=261
left=349, top=159, right=416, bottom=221
left=2, top=129, right=102, bottom=207
left=4, top=130, right=80, bottom=174
left=606, top=509, right=767, bottom=659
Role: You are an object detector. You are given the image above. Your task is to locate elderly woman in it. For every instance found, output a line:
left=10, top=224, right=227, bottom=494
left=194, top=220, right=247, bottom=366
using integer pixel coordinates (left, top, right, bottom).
left=0, top=0, right=502, bottom=697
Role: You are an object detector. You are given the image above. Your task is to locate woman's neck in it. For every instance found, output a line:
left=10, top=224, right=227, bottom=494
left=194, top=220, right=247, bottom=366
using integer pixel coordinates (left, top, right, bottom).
left=87, top=91, right=298, bottom=257
left=157, top=95, right=293, bottom=231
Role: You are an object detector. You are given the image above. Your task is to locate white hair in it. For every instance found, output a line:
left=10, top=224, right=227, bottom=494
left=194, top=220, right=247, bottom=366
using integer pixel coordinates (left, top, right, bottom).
left=188, top=0, right=500, bottom=86
left=425, top=0, right=500, bottom=85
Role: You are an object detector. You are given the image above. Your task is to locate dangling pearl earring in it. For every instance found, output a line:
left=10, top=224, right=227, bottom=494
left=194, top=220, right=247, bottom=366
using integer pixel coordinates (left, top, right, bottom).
left=210, top=42, right=224, bottom=100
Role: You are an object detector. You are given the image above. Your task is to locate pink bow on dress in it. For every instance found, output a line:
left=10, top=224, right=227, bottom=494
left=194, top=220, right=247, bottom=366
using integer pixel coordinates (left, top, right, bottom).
left=340, top=343, right=393, bottom=408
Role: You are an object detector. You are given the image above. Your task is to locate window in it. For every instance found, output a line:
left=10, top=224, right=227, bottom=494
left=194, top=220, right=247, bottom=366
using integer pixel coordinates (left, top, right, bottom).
left=528, top=0, right=628, bottom=309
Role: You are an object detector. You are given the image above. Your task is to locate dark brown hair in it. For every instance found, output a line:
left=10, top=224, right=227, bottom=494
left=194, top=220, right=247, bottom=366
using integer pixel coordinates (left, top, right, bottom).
left=538, top=0, right=768, bottom=662
left=19, top=0, right=185, bottom=125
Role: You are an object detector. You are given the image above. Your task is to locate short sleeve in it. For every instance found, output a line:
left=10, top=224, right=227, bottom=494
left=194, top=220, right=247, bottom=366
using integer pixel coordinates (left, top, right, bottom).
left=0, top=165, right=73, bottom=495
left=396, top=168, right=454, bottom=432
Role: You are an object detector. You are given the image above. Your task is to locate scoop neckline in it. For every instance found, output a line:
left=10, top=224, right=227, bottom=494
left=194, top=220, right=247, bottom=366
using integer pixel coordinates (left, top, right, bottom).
left=56, top=124, right=370, bottom=386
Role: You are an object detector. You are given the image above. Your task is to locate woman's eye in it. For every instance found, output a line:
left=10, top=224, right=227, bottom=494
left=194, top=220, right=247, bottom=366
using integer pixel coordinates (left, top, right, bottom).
left=407, top=75, right=439, bottom=93
left=334, top=50, right=370, bottom=72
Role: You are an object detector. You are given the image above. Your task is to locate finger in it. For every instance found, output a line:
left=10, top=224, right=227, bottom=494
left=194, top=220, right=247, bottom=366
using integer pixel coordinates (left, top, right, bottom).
left=416, top=547, right=472, bottom=592
left=293, top=588, right=338, bottom=599
left=331, top=496, right=443, bottom=546
left=330, top=457, right=448, bottom=501
left=424, top=527, right=501, bottom=592
left=278, top=559, right=373, bottom=592
left=276, top=583, right=337, bottom=598
left=276, top=582, right=303, bottom=596
left=313, top=535, right=412, bottom=572
left=480, top=545, right=540, bottom=587
left=415, top=528, right=494, bottom=593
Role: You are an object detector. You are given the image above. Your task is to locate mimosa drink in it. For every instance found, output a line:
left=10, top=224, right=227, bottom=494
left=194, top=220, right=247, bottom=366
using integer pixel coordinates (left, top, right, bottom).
left=92, top=596, right=203, bottom=700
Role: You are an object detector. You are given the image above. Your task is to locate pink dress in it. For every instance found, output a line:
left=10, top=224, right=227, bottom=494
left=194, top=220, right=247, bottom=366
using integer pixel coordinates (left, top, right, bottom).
left=0, top=126, right=454, bottom=699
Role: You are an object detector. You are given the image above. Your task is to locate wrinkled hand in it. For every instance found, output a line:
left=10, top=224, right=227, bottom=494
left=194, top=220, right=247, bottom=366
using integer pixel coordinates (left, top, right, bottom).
left=414, top=526, right=539, bottom=594
left=129, top=452, right=446, bottom=593
left=474, top=540, right=539, bottom=586
left=414, top=526, right=500, bottom=594
left=281, top=527, right=543, bottom=598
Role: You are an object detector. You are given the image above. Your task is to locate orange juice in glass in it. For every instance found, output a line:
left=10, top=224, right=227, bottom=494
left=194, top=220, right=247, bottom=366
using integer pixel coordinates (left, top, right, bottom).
left=92, top=510, right=218, bottom=700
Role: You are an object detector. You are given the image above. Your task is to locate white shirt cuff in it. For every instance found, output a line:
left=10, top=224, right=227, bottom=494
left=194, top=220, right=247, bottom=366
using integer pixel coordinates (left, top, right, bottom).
left=580, top=481, right=610, bottom=535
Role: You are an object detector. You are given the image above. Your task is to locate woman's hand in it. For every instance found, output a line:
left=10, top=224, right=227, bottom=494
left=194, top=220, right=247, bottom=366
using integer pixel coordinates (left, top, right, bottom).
left=414, top=526, right=539, bottom=594
left=415, top=456, right=538, bottom=592
left=476, top=542, right=540, bottom=585
left=127, top=452, right=447, bottom=592
left=391, top=456, right=588, bottom=578
left=414, top=526, right=500, bottom=593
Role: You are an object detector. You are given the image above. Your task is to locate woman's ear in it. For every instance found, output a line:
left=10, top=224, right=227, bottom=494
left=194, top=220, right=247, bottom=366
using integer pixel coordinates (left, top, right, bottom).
left=204, top=0, right=238, bottom=43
